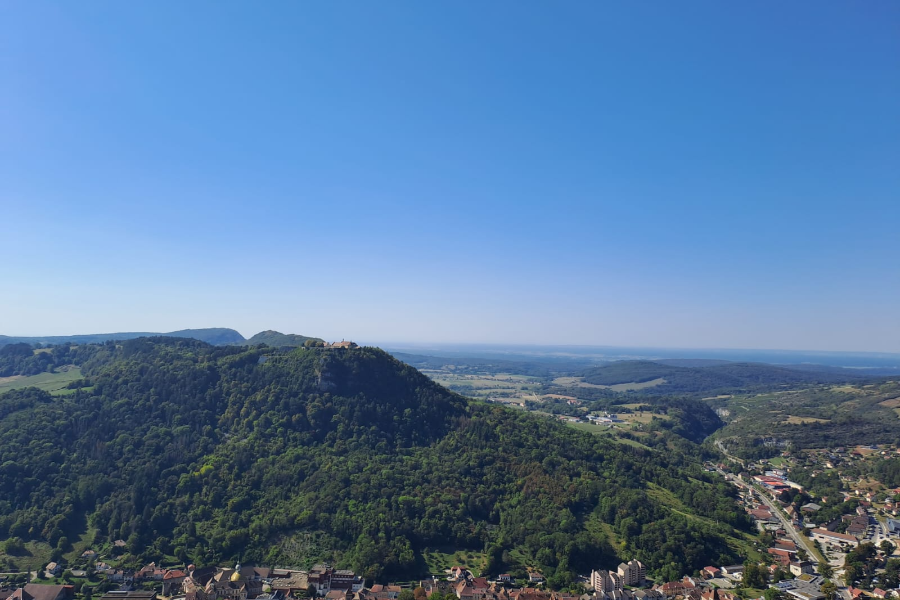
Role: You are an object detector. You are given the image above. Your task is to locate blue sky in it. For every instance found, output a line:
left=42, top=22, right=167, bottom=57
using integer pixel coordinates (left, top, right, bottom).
left=1, top=2, right=898, bottom=351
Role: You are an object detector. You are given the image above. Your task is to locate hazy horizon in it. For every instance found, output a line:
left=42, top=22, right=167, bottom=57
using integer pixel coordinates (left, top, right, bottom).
left=4, top=325, right=900, bottom=359
left=3, top=2, right=899, bottom=353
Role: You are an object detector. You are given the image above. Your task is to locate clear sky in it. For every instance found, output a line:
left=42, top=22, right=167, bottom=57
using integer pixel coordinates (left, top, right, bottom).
left=2, top=2, right=899, bottom=352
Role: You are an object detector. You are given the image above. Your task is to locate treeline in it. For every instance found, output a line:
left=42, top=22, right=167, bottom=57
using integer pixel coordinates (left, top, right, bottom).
left=0, top=338, right=751, bottom=585
left=722, top=419, right=899, bottom=458
left=0, top=342, right=99, bottom=377
left=872, top=458, right=900, bottom=488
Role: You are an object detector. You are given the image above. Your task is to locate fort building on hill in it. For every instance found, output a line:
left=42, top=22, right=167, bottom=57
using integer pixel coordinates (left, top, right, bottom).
left=325, top=340, right=358, bottom=349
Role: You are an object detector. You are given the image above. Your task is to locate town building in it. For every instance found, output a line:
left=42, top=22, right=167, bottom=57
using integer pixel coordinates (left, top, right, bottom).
left=617, top=561, right=646, bottom=587
left=810, top=528, right=859, bottom=548
left=97, top=593, right=156, bottom=600
left=8, top=585, right=73, bottom=600
left=789, top=562, right=815, bottom=577
left=591, top=571, right=624, bottom=593
left=780, top=576, right=825, bottom=600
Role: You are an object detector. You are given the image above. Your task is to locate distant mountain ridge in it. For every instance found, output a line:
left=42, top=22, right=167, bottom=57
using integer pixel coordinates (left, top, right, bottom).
left=0, top=327, right=246, bottom=347
left=582, top=359, right=872, bottom=395
left=0, top=328, right=329, bottom=348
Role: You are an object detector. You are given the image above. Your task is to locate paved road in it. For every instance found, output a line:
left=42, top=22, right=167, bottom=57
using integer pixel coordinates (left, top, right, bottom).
left=752, top=485, right=821, bottom=565
left=710, top=457, right=822, bottom=565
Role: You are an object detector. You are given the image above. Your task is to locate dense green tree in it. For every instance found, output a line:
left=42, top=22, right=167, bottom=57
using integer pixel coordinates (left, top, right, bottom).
left=742, top=562, right=767, bottom=589
left=0, top=338, right=748, bottom=583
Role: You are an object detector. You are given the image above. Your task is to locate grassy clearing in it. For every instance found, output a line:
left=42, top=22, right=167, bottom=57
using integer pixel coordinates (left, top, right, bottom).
left=551, top=376, right=665, bottom=391
left=607, top=378, right=666, bottom=392
left=618, top=411, right=670, bottom=425
left=552, top=376, right=611, bottom=389
left=544, top=393, right=578, bottom=401
left=507, top=548, right=540, bottom=571
left=0, top=539, right=53, bottom=573
left=565, top=422, right=654, bottom=449
left=64, top=526, right=100, bottom=564
left=646, top=484, right=762, bottom=561
left=830, top=385, right=864, bottom=394
left=0, top=368, right=82, bottom=395
left=423, top=548, right=486, bottom=576
left=784, top=415, right=830, bottom=424
left=584, top=516, right=625, bottom=555
left=566, top=421, right=616, bottom=435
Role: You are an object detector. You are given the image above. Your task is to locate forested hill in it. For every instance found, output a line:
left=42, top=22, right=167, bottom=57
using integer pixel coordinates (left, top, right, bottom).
left=0, top=327, right=245, bottom=347
left=0, top=339, right=751, bottom=585
left=243, top=330, right=325, bottom=347
left=582, top=359, right=868, bottom=395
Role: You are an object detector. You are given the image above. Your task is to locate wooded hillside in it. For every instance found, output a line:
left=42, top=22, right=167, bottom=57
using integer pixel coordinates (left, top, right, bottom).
left=0, top=339, right=753, bottom=584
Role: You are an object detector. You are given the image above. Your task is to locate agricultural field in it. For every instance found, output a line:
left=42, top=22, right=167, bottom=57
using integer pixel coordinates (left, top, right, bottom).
left=551, top=376, right=666, bottom=392
left=424, top=371, right=544, bottom=403
left=0, top=367, right=82, bottom=395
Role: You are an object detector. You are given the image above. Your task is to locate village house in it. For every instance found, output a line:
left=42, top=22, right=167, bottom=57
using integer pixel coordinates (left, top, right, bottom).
left=719, top=566, right=744, bottom=580
left=7, top=585, right=73, bottom=600
left=368, top=585, right=401, bottom=600
left=768, top=549, right=793, bottom=567
left=95, top=562, right=113, bottom=574
left=847, top=587, right=866, bottom=600
left=887, top=519, right=900, bottom=535
left=137, top=562, right=167, bottom=581
left=162, top=570, right=188, bottom=596
left=653, top=577, right=697, bottom=598
left=108, top=570, right=134, bottom=584
left=789, top=562, right=815, bottom=577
